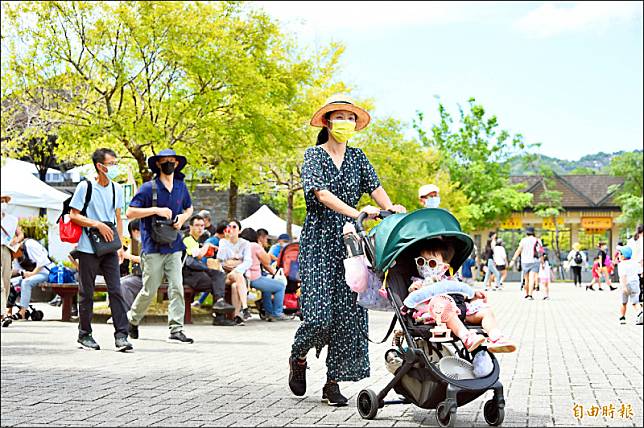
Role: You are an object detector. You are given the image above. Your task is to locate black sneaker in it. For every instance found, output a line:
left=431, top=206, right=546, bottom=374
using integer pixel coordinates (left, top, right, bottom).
left=322, top=382, right=348, bottom=407
left=78, top=334, right=100, bottom=350
left=636, top=312, right=643, bottom=326
left=115, top=336, right=133, bottom=352
left=1, top=316, right=12, bottom=328
left=234, top=315, right=245, bottom=326
left=70, top=305, right=78, bottom=318
left=609, top=286, right=617, bottom=291
left=128, top=323, right=139, bottom=339
left=212, top=299, right=235, bottom=313
left=242, top=308, right=252, bottom=320
left=619, top=316, right=626, bottom=325
left=288, top=357, right=307, bottom=396
left=212, top=314, right=235, bottom=326
left=167, top=331, right=194, bottom=344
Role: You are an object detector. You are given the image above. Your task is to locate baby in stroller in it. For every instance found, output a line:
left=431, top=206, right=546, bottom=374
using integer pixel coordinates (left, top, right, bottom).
left=403, top=237, right=517, bottom=360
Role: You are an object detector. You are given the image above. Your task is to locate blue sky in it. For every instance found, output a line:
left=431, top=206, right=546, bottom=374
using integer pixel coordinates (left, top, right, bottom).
left=254, top=1, right=643, bottom=160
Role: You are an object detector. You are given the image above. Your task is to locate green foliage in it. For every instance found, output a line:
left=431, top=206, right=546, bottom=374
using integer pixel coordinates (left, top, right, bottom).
left=414, top=97, right=533, bottom=231
left=18, top=216, right=48, bottom=247
left=608, top=151, right=644, bottom=229
left=568, top=167, right=597, bottom=175
left=354, top=117, right=471, bottom=226
left=1, top=1, right=317, bottom=185
left=508, top=150, right=638, bottom=175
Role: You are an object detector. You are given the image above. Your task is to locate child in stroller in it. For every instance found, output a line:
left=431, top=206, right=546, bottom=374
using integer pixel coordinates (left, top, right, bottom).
left=404, top=238, right=517, bottom=357
left=354, top=208, right=510, bottom=427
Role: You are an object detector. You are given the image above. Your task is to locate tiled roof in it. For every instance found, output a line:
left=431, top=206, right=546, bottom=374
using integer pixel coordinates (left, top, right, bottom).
left=510, top=174, right=624, bottom=208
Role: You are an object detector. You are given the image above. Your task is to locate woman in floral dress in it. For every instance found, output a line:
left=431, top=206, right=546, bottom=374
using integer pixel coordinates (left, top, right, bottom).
left=288, top=95, right=406, bottom=406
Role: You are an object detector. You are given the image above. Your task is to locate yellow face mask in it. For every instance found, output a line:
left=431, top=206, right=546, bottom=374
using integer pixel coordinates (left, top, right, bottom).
left=329, top=120, right=357, bottom=143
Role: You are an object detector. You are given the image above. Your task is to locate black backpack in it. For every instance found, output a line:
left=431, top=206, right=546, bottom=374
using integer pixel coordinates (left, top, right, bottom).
left=574, top=251, right=583, bottom=264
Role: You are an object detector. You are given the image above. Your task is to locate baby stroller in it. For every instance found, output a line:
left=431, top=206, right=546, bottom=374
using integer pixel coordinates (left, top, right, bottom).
left=275, top=242, right=303, bottom=320
left=2, top=282, right=45, bottom=327
left=354, top=208, right=505, bottom=427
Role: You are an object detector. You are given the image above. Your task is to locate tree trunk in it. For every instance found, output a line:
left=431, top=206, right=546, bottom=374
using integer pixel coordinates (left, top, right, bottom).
left=228, top=179, right=238, bottom=220
left=124, top=140, right=152, bottom=182
left=553, top=217, right=564, bottom=279
left=286, top=190, right=294, bottom=237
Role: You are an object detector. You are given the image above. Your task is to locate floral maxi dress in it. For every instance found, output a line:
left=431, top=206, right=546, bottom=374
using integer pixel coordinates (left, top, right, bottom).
left=291, top=145, right=381, bottom=382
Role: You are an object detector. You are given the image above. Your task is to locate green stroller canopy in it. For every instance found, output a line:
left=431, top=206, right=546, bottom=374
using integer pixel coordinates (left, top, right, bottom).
left=368, top=208, right=474, bottom=272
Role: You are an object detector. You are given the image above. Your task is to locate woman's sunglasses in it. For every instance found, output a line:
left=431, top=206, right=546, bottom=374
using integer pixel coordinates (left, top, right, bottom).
left=415, top=256, right=441, bottom=269
left=228, top=224, right=239, bottom=230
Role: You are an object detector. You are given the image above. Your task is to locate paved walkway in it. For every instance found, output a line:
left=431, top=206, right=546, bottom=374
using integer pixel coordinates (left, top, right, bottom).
left=1, top=282, right=642, bottom=427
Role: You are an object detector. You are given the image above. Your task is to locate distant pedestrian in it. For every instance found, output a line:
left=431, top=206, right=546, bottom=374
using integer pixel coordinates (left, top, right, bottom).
left=615, top=246, right=642, bottom=325
left=493, top=238, right=508, bottom=288
left=461, top=253, right=477, bottom=285
left=538, top=254, right=554, bottom=300
left=510, top=227, right=541, bottom=300
left=483, top=232, right=501, bottom=291
left=566, top=242, right=587, bottom=287
left=597, top=242, right=617, bottom=291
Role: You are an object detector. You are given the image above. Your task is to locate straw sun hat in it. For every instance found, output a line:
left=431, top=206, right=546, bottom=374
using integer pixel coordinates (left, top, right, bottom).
left=310, top=94, right=371, bottom=131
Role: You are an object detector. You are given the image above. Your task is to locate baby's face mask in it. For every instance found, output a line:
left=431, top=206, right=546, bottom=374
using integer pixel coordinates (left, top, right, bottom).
left=415, top=256, right=448, bottom=279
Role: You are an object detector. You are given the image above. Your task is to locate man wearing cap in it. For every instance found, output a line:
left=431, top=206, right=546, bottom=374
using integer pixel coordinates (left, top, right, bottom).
left=126, top=149, right=195, bottom=344
left=510, top=227, right=542, bottom=300
left=269, top=233, right=291, bottom=263
left=418, top=184, right=440, bottom=208
left=1, top=194, right=23, bottom=327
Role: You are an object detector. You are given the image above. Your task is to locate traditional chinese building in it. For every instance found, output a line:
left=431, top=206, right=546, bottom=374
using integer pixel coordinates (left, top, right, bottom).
left=473, top=174, right=625, bottom=262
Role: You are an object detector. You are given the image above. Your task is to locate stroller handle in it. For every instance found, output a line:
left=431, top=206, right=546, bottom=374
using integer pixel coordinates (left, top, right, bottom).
left=356, top=210, right=393, bottom=235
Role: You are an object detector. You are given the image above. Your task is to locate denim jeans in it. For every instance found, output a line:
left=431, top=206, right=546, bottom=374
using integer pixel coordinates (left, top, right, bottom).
left=18, top=270, right=50, bottom=309
left=250, top=276, right=285, bottom=316
left=483, top=258, right=501, bottom=288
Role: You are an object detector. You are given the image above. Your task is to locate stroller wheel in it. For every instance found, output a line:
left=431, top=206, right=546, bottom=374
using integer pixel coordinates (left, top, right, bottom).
left=30, top=310, right=44, bottom=321
left=483, top=400, right=505, bottom=426
left=357, top=389, right=379, bottom=420
left=436, top=402, right=457, bottom=428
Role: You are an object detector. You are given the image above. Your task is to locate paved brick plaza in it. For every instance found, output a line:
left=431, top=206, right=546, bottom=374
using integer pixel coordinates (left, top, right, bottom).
left=1, top=282, right=642, bottom=427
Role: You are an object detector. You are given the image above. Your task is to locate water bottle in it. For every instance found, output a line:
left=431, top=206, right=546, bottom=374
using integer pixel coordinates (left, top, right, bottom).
left=57, top=261, right=64, bottom=284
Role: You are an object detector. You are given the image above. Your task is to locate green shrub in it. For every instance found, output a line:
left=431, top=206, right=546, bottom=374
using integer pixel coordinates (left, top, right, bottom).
left=18, top=216, right=48, bottom=247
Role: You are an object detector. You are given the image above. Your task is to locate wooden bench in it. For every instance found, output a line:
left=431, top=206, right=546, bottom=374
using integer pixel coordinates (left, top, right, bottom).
left=43, top=282, right=197, bottom=324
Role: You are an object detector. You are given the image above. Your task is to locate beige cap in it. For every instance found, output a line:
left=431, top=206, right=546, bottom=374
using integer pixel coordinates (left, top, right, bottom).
left=418, top=184, right=440, bottom=198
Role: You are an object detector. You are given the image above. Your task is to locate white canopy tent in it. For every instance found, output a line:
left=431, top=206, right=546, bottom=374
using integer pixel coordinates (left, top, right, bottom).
left=240, top=205, right=302, bottom=239
left=1, top=158, right=74, bottom=261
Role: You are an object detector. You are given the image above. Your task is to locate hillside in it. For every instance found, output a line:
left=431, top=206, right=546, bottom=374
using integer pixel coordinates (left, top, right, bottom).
left=509, top=150, right=642, bottom=175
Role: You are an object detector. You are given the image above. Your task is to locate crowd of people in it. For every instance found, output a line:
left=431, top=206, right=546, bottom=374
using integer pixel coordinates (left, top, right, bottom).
left=0, top=148, right=299, bottom=348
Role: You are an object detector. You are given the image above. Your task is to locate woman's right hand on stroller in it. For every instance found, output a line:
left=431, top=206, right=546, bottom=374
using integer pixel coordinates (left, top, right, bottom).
left=359, top=205, right=381, bottom=219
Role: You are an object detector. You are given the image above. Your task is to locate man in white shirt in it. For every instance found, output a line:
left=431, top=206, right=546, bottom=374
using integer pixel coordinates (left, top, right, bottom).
left=626, top=225, right=643, bottom=274
left=616, top=246, right=642, bottom=325
left=510, top=227, right=541, bottom=300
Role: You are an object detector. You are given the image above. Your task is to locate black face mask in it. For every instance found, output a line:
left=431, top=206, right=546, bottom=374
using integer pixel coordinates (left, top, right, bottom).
left=160, top=161, right=176, bottom=175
